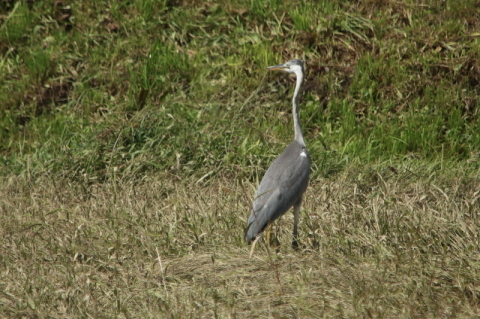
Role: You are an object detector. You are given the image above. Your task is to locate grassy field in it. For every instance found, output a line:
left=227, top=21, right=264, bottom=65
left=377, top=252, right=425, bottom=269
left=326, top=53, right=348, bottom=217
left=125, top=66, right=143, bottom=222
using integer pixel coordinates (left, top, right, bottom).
left=1, top=0, right=480, bottom=317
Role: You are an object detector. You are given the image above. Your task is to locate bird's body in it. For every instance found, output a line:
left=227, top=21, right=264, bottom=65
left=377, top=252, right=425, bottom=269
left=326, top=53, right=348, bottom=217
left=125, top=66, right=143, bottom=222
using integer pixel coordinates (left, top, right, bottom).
left=246, top=140, right=310, bottom=241
left=246, top=59, right=310, bottom=248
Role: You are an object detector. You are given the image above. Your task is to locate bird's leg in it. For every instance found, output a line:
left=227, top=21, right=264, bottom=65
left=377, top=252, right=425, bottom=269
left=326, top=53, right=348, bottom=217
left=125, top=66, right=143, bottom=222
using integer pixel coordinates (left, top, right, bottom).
left=292, top=197, right=303, bottom=249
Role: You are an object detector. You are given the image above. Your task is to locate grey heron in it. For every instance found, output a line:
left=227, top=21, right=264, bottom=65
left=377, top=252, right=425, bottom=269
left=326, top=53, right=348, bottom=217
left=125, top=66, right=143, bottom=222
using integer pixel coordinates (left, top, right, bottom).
left=246, top=59, right=310, bottom=249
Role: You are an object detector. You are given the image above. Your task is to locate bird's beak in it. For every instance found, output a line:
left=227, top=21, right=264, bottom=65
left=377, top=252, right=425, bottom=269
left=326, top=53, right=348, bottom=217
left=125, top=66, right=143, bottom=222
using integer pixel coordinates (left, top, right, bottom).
left=266, top=63, right=287, bottom=71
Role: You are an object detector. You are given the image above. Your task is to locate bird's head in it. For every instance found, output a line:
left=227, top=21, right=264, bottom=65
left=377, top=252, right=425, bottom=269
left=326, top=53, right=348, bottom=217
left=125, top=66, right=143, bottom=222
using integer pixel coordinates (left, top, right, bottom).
left=267, top=59, right=304, bottom=76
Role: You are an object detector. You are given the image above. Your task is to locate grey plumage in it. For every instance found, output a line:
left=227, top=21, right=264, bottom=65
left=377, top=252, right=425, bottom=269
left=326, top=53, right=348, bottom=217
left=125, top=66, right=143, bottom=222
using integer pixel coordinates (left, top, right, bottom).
left=246, top=59, right=311, bottom=247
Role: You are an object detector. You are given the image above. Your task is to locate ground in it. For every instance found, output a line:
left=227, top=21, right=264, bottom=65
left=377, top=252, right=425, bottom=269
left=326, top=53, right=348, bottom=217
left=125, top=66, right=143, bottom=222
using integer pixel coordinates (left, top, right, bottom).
left=1, top=0, right=480, bottom=317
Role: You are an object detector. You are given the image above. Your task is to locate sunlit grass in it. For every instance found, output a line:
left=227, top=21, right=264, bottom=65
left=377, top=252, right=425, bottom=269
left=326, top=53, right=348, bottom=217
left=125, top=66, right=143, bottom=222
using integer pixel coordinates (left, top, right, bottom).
left=1, top=159, right=479, bottom=317
left=0, top=0, right=480, bottom=317
left=2, top=0, right=479, bottom=177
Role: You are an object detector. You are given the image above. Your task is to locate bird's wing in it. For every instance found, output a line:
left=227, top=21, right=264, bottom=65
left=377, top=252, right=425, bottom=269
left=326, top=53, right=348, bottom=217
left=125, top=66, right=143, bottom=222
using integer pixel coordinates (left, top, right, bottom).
left=246, top=142, right=310, bottom=240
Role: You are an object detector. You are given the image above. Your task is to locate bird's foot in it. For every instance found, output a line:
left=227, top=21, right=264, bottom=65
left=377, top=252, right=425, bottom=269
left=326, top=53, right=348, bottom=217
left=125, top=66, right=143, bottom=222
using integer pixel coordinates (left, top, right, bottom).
left=291, top=239, right=300, bottom=250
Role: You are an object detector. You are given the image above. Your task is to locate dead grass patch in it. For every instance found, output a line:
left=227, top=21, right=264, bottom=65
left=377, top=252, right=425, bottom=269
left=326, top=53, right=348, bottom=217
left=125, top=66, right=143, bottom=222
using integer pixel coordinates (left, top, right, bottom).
left=1, top=162, right=479, bottom=317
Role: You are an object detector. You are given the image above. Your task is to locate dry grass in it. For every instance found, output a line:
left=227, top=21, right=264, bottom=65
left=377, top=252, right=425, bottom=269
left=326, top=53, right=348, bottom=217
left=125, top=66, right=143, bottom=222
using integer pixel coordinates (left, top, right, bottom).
left=1, top=1, right=480, bottom=317
left=1, top=161, right=479, bottom=318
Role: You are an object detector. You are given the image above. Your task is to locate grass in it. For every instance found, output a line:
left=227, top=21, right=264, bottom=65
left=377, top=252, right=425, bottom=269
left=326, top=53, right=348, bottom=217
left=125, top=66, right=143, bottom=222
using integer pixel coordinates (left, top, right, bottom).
left=1, top=161, right=479, bottom=317
left=1, top=0, right=480, bottom=317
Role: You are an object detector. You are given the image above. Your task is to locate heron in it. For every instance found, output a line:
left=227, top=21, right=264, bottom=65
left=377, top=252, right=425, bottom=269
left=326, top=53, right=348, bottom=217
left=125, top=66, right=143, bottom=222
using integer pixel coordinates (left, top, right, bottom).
left=246, top=59, right=310, bottom=249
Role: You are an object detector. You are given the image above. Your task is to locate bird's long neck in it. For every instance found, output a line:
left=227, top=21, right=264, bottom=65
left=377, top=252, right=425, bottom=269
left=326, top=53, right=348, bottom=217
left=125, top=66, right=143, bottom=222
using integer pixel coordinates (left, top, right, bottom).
left=293, top=71, right=305, bottom=146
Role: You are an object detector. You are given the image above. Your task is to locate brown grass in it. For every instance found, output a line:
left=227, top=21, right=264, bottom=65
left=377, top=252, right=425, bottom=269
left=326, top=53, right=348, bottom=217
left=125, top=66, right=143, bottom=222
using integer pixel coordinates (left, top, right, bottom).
left=1, top=161, right=479, bottom=318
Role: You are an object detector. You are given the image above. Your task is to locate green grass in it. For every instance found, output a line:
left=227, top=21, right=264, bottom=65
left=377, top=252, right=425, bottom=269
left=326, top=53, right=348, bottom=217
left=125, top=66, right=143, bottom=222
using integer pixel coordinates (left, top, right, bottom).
left=1, top=0, right=480, bottom=317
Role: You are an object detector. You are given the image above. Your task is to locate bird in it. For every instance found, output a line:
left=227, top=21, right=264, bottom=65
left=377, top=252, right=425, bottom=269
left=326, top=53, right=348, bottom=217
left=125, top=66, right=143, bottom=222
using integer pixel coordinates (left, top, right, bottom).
left=246, top=59, right=310, bottom=249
